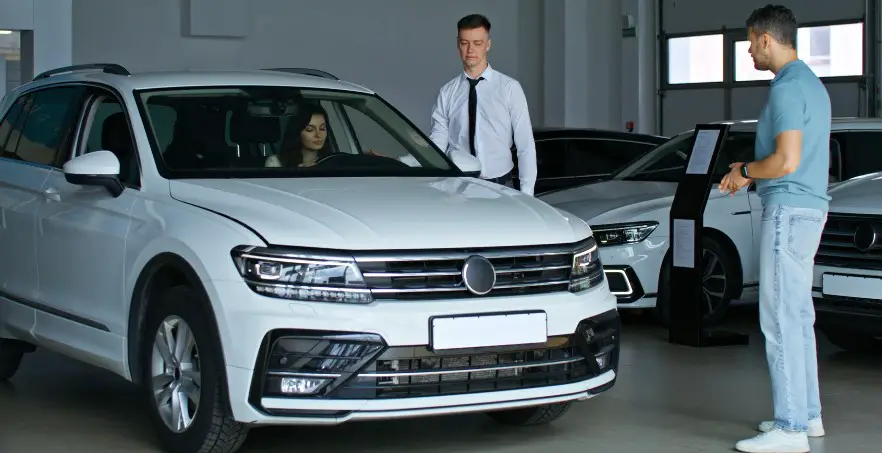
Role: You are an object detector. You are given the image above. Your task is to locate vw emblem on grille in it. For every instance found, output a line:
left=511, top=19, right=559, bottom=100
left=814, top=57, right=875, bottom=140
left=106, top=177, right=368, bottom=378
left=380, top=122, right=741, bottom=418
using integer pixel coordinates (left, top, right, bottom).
left=854, top=222, right=878, bottom=252
left=462, top=255, right=496, bottom=295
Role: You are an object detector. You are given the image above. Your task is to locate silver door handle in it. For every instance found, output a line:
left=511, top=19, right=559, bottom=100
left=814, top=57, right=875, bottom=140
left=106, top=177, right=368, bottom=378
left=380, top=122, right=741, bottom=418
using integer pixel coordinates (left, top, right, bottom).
left=42, top=187, right=61, bottom=202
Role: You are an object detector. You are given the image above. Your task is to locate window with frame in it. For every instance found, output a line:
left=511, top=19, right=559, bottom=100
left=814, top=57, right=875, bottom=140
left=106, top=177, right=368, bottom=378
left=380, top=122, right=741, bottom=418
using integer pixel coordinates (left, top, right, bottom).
left=1, top=87, right=84, bottom=168
left=666, top=34, right=725, bottom=84
left=79, top=93, right=139, bottom=185
left=797, top=23, right=863, bottom=77
left=0, top=95, right=28, bottom=159
left=136, top=86, right=456, bottom=176
left=832, top=130, right=882, bottom=181
left=735, top=22, right=864, bottom=81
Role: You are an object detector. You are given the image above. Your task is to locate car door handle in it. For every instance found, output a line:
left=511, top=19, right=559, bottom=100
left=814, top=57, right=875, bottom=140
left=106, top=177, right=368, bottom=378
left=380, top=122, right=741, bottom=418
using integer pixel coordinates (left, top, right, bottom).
left=42, top=187, right=61, bottom=202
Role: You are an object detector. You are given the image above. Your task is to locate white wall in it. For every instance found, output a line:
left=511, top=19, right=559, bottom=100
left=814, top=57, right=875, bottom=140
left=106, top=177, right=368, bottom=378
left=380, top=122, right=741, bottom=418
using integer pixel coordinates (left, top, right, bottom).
left=72, top=0, right=543, bottom=133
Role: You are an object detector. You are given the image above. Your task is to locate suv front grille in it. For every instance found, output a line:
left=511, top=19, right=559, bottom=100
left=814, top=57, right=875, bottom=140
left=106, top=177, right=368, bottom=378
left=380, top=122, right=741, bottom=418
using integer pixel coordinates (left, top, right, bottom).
left=353, top=241, right=595, bottom=300
left=248, top=310, right=620, bottom=407
left=334, top=340, right=590, bottom=399
left=816, top=214, right=882, bottom=270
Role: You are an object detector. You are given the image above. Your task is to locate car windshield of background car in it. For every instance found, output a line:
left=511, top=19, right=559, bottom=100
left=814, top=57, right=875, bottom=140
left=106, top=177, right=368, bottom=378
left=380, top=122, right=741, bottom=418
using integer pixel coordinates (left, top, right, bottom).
left=613, top=132, right=693, bottom=182
left=134, top=86, right=459, bottom=178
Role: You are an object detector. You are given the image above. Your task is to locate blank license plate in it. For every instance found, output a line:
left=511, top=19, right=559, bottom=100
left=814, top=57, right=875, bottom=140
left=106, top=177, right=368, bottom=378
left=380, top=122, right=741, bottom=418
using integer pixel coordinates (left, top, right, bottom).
left=822, top=273, right=882, bottom=300
left=431, top=312, right=547, bottom=351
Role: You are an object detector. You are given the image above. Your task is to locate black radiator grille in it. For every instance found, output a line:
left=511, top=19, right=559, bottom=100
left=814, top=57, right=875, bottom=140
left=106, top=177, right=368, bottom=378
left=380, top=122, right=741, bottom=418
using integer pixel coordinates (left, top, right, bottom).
left=816, top=214, right=882, bottom=270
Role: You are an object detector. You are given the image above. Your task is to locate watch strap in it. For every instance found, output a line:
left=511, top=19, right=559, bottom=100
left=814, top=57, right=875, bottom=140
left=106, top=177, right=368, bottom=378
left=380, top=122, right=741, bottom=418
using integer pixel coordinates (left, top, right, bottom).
left=740, top=164, right=750, bottom=179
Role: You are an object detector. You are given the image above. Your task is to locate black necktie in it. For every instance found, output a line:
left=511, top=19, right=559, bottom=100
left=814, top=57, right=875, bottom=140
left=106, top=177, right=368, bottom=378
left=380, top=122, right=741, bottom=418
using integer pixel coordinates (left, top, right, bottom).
left=467, top=77, right=484, bottom=156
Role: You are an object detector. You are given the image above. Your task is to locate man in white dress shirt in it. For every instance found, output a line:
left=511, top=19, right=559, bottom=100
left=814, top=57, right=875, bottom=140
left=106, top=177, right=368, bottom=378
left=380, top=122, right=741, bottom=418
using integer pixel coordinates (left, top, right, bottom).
left=429, top=14, right=538, bottom=196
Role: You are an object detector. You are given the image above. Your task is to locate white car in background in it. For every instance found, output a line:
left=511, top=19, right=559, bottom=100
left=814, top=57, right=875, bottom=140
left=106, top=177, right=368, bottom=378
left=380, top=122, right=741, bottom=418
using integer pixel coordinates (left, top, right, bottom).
left=811, top=172, right=882, bottom=352
left=540, top=118, right=882, bottom=326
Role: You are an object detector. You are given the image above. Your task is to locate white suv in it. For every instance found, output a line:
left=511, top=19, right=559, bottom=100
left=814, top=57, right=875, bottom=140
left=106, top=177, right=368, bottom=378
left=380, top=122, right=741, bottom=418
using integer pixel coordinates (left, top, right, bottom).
left=812, top=172, right=882, bottom=352
left=0, top=64, right=619, bottom=453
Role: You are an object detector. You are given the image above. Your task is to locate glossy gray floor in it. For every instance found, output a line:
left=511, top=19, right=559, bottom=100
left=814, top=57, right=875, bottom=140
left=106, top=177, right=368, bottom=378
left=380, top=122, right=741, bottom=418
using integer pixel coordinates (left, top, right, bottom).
left=2, top=309, right=880, bottom=453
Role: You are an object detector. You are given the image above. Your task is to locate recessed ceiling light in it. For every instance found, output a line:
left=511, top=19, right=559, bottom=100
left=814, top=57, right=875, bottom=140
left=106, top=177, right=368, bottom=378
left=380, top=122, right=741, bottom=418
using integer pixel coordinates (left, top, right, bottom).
left=0, top=30, right=13, bottom=35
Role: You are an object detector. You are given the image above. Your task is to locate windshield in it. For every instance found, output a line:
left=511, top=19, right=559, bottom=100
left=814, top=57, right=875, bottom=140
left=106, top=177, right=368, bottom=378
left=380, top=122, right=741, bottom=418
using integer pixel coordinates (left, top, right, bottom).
left=134, top=86, right=460, bottom=178
left=613, top=130, right=756, bottom=182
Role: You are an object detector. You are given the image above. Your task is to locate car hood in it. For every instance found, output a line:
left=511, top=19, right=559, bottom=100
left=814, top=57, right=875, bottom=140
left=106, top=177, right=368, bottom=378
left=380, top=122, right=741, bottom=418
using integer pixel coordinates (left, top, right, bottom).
left=538, top=180, right=680, bottom=224
left=169, top=177, right=591, bottom=250
left=828, top=172, right=882, bottom=215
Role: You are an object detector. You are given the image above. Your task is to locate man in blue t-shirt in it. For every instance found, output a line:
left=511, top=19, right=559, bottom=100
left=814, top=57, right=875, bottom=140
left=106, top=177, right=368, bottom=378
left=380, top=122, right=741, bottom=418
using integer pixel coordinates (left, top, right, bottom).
left=720, top=5, right=831, bottom=453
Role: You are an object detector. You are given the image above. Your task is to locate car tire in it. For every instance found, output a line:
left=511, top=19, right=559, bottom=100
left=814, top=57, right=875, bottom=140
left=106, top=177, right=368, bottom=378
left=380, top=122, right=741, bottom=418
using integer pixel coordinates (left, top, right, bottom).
left=142, top=285, right=250, bottom=453
left=0, top=340, right=25, bottom=382
left=821, top=328, right=881, bottom=353
left=486, top=402, right=573, bottom=426
left=654, top=236, right=737, bottom=328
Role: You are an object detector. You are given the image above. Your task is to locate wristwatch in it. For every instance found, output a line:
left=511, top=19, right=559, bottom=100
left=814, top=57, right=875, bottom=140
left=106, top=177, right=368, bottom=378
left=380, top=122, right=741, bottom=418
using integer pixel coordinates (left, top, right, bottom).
left=740, top=164, right=750, bottom=179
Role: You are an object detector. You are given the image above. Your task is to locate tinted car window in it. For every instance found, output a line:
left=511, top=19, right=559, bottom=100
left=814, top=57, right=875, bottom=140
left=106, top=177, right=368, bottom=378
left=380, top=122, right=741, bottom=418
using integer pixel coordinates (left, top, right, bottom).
left=2, top=87, right=84, bottom=168
left=831, top=131, right=882, bottom=181
left=565, top=139, right=655, bottom=177
left=616, top=131, right=755, bottom=182
left=534, top=139, right=566, bottom=179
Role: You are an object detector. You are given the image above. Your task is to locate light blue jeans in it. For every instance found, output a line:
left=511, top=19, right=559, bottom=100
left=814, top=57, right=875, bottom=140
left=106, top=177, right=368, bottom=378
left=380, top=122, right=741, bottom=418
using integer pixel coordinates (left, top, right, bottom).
left=759, top=204, right=827, bottom=432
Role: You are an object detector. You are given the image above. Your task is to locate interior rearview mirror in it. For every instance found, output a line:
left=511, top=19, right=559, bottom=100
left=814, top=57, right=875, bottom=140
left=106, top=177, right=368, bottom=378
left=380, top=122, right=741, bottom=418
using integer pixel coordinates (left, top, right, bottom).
left=448, top=150, right=482, bottom=177
left=63, top=150, right=125, bottom=198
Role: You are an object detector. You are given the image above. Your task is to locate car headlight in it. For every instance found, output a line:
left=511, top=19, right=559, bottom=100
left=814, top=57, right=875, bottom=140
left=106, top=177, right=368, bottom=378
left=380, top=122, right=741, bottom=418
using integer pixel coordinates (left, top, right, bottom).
left=569, top=237, right=604, bottom=293
left=231, top=246, right=373, bottom=304
left=591, top=221, right=658, bottom=246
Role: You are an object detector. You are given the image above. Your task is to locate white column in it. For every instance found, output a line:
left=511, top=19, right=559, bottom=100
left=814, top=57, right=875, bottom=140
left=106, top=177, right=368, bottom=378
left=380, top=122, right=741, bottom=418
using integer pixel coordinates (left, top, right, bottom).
left=637, top=0, right=658, bottom=135
left=0, top=57, right=7, bottom=100
left=877, top=0, right=882, bottom=116
left=542, top=0, right=622, bottom=129
left=31, top=0, right=72, bottom=77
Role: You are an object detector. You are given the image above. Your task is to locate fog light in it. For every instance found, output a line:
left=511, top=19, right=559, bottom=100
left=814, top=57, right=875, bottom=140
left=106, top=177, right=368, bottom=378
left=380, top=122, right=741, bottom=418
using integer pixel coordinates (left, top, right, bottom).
left=279, top=376, right=331, bottom=395
left=595, top=351, right=610, bottom=369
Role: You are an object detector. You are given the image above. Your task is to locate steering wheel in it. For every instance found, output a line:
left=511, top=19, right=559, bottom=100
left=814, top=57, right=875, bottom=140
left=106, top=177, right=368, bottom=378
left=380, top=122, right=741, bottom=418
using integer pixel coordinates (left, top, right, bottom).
left=312, top=152, right=412, bottom=169
left=313, top=153, right=348, bottom=165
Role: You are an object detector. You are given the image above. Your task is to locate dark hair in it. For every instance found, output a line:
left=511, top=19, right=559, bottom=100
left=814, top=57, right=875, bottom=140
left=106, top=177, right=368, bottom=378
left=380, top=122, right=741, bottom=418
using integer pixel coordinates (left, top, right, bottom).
left=457, top=14, right=491, bottom=33
left=279, top=102, right=329, bottom=166
left=746, top=4, right=797, bottom=47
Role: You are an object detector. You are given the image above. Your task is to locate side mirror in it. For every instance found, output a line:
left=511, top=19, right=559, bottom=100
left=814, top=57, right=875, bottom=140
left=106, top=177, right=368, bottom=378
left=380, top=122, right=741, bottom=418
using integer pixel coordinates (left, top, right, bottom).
left=449, top=150, right=482, bottom=177
left=63, top=150, right=125, bottom=197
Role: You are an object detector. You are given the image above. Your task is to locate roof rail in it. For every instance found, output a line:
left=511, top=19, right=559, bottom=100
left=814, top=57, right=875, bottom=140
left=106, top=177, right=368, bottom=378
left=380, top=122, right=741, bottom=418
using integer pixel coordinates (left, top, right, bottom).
left=34, top=63, right=131, bottom=81
left=262, top=67, right=339, bottom=80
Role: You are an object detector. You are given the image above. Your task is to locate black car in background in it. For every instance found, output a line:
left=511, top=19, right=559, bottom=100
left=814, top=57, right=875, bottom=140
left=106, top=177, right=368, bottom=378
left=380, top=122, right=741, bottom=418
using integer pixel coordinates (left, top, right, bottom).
left=513, top=127, right=668, bottom=194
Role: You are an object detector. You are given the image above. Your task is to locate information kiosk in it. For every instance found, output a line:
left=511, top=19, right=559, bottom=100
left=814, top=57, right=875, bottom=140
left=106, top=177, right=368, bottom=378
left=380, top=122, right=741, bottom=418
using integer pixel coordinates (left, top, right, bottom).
left=668, top=123, right=750, bottom=347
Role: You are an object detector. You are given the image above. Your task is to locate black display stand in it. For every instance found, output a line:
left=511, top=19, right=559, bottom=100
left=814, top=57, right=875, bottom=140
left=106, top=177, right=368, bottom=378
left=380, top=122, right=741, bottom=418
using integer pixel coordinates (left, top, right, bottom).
left=668, top=123, right=750, bottom=348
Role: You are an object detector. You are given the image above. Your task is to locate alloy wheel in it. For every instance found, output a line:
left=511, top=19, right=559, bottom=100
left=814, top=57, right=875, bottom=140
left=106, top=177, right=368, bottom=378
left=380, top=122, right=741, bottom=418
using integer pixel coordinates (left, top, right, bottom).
left=701, top=249, right=727, bottom=317
left=151, top=315, right=202, bottom=433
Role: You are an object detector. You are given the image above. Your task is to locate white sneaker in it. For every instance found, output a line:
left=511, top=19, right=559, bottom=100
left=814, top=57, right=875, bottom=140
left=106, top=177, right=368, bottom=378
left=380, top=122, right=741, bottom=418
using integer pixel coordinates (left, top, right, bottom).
left=736, top=429, right=810, bottom=453
left=758, top=418, right=825, bottom=437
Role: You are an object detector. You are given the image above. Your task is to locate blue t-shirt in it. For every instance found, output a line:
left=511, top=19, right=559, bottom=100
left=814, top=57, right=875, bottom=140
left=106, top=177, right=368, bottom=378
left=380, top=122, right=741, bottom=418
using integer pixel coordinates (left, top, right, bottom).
left=754, top=59, right=831, bottom=210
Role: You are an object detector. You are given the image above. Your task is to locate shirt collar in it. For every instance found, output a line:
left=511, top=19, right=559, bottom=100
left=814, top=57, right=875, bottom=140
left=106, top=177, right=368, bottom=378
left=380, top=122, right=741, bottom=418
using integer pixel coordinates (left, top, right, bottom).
left=462, top=64, right=494, bottom=82
left=771, top=59, right=804, bottom=84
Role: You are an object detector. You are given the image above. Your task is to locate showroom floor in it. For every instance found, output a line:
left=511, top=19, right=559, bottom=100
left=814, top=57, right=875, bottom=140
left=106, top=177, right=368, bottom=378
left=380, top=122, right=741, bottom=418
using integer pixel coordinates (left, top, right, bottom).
left=2, top=308, right=880, bottom=453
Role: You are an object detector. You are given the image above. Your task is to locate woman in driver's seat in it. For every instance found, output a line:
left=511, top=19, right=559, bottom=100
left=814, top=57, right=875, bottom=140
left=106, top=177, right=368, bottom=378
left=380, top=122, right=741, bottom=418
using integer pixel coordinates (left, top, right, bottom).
left=265, top=103, right=331, bottom=168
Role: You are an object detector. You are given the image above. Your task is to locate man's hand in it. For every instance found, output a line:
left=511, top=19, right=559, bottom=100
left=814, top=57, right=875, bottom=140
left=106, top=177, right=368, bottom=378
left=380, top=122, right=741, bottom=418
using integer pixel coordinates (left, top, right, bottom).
left=719, top=162, right=752, bottom=195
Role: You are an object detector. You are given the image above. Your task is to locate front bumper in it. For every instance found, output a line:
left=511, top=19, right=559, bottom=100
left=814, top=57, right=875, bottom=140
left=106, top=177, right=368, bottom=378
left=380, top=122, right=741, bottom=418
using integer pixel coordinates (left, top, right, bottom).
left=598, top=238, right=667, bottom=309
left=812, top=265, right=882, bottom=336
left=209, top=279, right=619, bottom=425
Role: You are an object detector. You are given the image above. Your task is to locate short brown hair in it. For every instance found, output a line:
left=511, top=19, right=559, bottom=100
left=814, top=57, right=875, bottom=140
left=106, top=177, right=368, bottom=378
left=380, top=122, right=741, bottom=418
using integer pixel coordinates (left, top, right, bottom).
left=457, top=14, right=491, bottom=33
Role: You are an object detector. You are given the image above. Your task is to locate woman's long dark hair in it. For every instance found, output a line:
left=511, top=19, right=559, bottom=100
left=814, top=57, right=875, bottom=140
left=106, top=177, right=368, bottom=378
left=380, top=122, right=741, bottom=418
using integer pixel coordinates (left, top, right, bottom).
left=277, top=102, right=330, bottom=167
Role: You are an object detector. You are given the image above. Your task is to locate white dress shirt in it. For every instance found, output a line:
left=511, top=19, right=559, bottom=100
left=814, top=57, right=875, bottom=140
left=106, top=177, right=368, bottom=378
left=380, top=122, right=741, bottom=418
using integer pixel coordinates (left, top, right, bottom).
left=429, top=65, right=538, bottom=196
